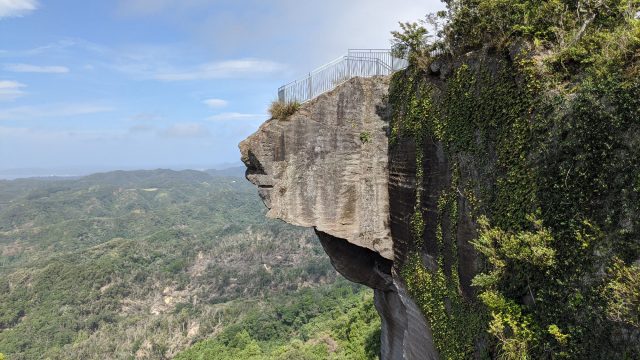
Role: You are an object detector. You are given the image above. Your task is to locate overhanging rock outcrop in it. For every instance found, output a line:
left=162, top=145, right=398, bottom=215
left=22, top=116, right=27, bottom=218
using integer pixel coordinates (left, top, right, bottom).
left=240, top=76, right=438, bottom=360
left=240, top=76, right=393, bottom=260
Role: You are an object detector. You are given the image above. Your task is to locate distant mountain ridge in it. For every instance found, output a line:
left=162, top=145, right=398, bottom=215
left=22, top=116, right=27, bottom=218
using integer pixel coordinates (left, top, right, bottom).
left=0, top=168, right=246, bottom=206
left=0, top=164, right=245, bottom=180
left=204, top=166, right=246, bottom=178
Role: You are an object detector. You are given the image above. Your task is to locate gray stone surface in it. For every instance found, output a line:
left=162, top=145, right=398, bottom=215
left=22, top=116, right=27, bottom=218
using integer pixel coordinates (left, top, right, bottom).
left=240, top=76, right=393, bottom=260
left=375, top=278, right=439, bottom=360
left=240, top=76, right=439, bottom=359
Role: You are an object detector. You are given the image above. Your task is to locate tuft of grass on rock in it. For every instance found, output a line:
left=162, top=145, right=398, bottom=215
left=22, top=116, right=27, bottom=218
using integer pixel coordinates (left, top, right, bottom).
left=269, top=101, right=300, bottom=120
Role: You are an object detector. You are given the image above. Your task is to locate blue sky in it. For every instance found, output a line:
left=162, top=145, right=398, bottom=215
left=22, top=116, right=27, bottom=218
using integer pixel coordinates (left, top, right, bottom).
left=0, top=0, right=443, bottom=174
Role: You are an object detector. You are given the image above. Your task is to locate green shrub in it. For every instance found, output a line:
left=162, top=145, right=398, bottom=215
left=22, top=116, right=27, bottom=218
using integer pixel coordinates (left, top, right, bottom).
left=606, top=260, right=640, bottom=328
left=391, top=22, right=432, bottom=64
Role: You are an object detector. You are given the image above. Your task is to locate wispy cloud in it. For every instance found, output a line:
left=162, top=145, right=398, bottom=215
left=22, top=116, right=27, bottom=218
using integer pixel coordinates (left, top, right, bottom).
left=202, top=98, right=228, bottom=108
left=0, top=103, right=114, bottom=120
left=0, top=0, right=39, bottom=18
left=0, top=39, right=107, bottom=60
left=1, top=38, right=284, bottom=83
left=115, top=0, right=441, bottom=72
left=4, top=63, right=70, bottom=73
left=207, top=112, right=265, bottom=122
left=0, top=80, right=26, bottom=101
left=0, top=125, right=122, bottom=142
left=116, top=0, right=209, bottom=17
left=129, top=112, right=162, bottom=122
left=152, top=59, right=285, bottom=81
left=160, top=122, right=210, bottom=138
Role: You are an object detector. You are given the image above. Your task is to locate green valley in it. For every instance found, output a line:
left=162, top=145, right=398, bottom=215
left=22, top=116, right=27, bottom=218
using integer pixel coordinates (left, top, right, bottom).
left=0, top=169, right=379, bottom=359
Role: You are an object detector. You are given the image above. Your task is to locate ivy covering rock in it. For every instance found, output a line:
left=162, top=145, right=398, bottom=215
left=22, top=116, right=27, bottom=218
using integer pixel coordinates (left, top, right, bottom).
left=390, top=0, right=640, bottom=358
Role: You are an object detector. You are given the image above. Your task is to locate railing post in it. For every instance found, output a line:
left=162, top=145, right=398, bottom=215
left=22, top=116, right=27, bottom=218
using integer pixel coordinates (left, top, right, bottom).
left=278, top=87, right=285, bottom=102
left=308, top=72, right=312, bottom=100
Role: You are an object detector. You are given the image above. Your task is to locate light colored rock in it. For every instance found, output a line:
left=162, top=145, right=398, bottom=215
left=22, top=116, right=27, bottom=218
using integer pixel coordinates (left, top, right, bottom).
left=240, top=76, right=438, bottom=360
left=240, top=76, right=393, bottom=260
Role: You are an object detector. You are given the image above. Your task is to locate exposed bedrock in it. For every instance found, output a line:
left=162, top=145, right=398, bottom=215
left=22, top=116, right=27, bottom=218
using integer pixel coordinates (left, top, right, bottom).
left=239, top=77, right=393, bottom=260
left=317, top=230, right=438, bottom=360
left=388, top=134, right=479, bottom=299
left=239, top=77, right=436, bottom=359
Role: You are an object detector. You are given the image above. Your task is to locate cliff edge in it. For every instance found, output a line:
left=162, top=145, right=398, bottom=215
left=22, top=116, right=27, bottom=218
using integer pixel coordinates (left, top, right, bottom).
left=240, top=77, right=439, bottom=359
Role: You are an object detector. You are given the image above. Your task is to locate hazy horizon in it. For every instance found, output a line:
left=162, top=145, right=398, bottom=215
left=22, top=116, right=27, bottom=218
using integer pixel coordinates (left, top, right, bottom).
left=0, top=161, right=245, bottom=180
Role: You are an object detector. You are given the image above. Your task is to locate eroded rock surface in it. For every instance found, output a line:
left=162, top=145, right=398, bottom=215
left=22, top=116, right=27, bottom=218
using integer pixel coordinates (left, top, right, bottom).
left=240, top=76, right=435, bottom=359
left=240, top=77, right=393, bottom=260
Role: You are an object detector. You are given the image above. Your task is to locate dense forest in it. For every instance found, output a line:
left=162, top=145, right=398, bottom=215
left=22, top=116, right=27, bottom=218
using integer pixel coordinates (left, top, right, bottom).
left=0, top=170, right=379, bottom=359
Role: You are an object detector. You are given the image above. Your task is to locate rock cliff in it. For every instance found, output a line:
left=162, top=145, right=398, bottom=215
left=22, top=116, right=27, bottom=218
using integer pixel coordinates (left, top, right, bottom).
left=240, top=77, right=392, bottom=259
left=240, top=46, right=640, bottom=358
left=240, top=77, right=438, bottom=359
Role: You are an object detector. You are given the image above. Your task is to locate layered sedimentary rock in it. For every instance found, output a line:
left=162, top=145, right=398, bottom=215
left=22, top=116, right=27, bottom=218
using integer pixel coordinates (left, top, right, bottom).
left=240, top=40, right=640, bottom=358
left=240, top=77, right=438, bottom=359
left=240, top=77, right=393, bottom=260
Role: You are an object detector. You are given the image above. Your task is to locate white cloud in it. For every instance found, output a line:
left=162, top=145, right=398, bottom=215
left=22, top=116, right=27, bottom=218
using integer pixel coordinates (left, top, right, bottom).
left=0, top=39, right=108, bottom=60
left=202, top=98, right=228, bottom=108
left=0, top=103, right=114, bottom=120
left=153, top=59, right=285, bottom=81
left=4, top=63, right=70, bottom=73
left=0, top=0, right=38, bottom=18
left=1, top=39, right=284, bottom=83
left=166, top=0, right=444, bottom=72
left=160, top=122, right=210, bottom=138
left=207, top=112, right=265, bottom=122
left=0, top=80, right=26, bottom=101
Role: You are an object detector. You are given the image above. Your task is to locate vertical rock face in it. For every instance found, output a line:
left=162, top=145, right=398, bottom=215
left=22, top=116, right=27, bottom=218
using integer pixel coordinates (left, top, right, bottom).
left=239, top=76, right=438, bottom=359
left=388, top=135, right=479, bottom=299
left=240, top=48, right=640, bottom=359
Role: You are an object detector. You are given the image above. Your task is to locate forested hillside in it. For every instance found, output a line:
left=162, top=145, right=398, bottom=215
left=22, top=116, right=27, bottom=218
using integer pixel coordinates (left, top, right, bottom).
left=0, top=170, right=379, bottom=359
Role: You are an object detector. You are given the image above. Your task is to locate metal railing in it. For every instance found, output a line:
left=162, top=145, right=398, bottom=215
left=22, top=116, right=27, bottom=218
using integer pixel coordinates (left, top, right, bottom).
left=278, top=49, right=408, bottom=104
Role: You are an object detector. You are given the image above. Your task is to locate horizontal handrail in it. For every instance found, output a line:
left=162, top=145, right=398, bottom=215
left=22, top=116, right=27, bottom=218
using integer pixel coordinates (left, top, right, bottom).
left=278, top=49, right=407, bottom=104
